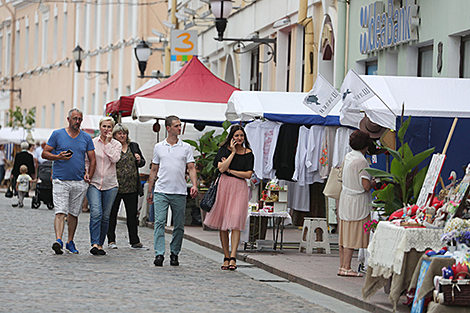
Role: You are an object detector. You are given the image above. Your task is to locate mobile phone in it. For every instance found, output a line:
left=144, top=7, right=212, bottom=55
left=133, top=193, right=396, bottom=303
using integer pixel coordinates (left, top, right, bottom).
left=66, top=149, right=73, bottom=156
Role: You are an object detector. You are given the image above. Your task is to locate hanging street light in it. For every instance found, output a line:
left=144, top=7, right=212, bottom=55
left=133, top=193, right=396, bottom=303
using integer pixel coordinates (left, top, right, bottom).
left=72, top=45, right=109, bottom=84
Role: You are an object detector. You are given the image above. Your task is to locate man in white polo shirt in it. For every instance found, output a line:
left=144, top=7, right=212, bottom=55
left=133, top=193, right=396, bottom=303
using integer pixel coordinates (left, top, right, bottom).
left=147, top=115, right=198, bottom=266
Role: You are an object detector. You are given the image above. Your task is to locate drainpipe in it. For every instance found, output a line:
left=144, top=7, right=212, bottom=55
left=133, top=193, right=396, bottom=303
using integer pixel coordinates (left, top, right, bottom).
left=165, top=0, right=177, bottom=76
left=4, top=1, right=16, bottom=122
left=299, top=0, right=314, bottom=92
left=344, top=0, right=350, bottom=77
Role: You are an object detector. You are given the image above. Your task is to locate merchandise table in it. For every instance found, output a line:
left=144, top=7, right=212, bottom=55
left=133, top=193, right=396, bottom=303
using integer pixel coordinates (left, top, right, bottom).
left=243, top=211, right=291, bottom=252
left=362, top=221, right=444, bottom=310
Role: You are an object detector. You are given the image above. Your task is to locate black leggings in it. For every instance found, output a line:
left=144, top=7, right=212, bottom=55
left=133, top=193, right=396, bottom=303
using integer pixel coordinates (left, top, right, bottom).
left=107, top=192, right=141, bottom=245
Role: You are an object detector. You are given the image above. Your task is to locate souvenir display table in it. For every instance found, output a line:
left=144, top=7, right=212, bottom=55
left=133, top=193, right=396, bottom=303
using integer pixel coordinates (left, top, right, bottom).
left=408, top=255, right=455, bottom=304
left=362, top=221, right=444, bottom=310
left=243, top=211, right=291, bottom=252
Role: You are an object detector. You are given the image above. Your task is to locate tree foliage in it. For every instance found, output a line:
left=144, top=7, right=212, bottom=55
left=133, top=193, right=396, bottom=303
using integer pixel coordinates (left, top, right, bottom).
left=7, top=106, right=36, bottom=131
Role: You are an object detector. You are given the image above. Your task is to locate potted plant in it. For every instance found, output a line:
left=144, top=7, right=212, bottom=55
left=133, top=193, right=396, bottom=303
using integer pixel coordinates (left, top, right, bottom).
left=184, top=120, right=231, bottom=188
left=364, top=116, right=435, bottom=216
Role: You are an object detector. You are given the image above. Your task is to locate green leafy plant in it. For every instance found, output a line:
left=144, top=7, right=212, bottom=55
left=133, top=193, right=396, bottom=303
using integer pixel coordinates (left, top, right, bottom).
left=364, top=116, right=435, bottom=216
left=184, top=120, right=231, bottom=187
left=8, top=106, right=36, bottom=131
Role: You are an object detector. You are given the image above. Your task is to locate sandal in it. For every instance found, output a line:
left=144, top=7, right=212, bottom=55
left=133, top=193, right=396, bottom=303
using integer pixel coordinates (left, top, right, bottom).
left=337, top=268, right=346, bottom=276
left=228, top=257, right=237, bottom=271
left=221, top=257, right=230, bottom=270
left=339, top=269, right=363, bottom=277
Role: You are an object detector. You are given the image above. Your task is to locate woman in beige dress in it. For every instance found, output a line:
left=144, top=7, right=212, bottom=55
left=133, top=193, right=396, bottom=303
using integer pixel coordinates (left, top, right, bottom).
left=337, top=130, right=376, bottom=277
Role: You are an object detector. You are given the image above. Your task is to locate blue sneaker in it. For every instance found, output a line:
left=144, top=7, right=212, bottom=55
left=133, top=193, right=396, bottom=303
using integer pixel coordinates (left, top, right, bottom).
left=66, top=240, right=79, bottom=254
left=52, top=239, right=64, bottom=255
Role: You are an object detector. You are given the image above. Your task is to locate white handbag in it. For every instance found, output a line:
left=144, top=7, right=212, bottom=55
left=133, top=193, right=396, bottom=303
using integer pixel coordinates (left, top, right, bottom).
left=323, top=166, right=343, bottom=199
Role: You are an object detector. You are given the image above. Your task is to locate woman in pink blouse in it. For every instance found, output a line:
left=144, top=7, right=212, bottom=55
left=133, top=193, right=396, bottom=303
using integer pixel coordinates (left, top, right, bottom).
left=86, top=117, right=122, bottom=255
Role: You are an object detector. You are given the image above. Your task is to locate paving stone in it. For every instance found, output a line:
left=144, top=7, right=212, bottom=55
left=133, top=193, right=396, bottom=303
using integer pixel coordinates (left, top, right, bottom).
left=0, top=203, right=334, bottom=312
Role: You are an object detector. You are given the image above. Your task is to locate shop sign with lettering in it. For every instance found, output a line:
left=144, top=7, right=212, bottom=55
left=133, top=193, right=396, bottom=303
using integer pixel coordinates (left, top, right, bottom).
left=359, top=0, right=419, bottom=54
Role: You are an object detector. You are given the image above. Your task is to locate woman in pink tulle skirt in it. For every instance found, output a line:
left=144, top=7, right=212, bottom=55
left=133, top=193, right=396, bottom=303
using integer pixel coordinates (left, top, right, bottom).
left=204, top=125, right=254, bottom=271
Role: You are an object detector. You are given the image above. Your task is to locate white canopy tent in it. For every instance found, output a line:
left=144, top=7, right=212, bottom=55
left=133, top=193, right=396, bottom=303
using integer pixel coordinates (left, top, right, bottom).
left=340, top=75, right=470, bottom=131
left=132, top=97, right=228, bottom=125
left=0, top=127, right=55, bottom=145
left=226, top=91, right=342, bottom=125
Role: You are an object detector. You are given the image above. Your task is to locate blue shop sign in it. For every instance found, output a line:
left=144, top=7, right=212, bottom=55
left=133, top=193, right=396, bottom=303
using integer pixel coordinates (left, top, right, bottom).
left=359, top=0, right=419, bottom=54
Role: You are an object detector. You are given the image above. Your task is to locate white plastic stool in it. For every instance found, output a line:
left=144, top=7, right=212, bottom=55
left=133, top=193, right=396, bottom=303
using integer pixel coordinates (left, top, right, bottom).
left=299, top=217, right=331, bottom=254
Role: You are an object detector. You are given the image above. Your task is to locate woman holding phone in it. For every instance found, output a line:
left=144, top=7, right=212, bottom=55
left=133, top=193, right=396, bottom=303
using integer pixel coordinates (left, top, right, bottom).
left=204, top=125, right=254, bottom=270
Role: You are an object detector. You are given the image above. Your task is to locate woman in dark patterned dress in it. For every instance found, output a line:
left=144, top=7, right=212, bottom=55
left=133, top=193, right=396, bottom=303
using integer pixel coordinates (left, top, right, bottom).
left=107, top=123, right=146, bottom=249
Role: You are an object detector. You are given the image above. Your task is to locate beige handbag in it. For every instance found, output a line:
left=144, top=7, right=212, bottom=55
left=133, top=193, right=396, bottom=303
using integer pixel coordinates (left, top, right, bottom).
left=323, top=165, right=343, bottom=199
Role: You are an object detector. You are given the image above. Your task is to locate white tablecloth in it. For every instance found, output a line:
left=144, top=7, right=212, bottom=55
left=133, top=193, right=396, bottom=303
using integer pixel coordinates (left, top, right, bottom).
left=367, top=221, right=444, bottom=277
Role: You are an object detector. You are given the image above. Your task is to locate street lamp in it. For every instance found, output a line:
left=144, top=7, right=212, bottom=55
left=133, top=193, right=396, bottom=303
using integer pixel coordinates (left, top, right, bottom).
left=209, top=0, right=276, bottom=63
left=72, top=45, right=109, bottom=84
left=134, top=40, right=151, bottom=78
left=210, top=0, right=233, bottom=41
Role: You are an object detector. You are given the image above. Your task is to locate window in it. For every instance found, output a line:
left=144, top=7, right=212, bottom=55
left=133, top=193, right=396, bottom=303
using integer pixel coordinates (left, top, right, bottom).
left=62, top=12, right=67, bottom=58
left=460, top=35, right=470, bottom=78
left=50, top=103, right=55, bottom=128
left=366, top=60, right=378, bottom=75
left=42, top=19, right=49, bottom=64
left=41, top=106, right=46, bottom=128
left=6, top=32, right=11, bottom=74
left=91, top=93, right=96, bottom=115
left=418, top=45, right=433, bottom=77
left=250, top=47, right=260, bottom=91
left=81, top=97, right=85, bottom=113
left=0, top=34, right=3, bottom=73
left=25, top=26, right=29, bottom=69
left=60, top=101, right=65, bottom=127
left=34, top=22, right=39, bottom=66
left=53, top=16, right=58, bottom=60
left=102, top=91, right=107, bottom=113
left=15, top=29, right=20, bottom=72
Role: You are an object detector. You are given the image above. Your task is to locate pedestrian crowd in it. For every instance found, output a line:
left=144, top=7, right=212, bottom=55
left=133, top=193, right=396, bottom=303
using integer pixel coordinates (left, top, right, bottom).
left=5, top=109, right=254, bottom=269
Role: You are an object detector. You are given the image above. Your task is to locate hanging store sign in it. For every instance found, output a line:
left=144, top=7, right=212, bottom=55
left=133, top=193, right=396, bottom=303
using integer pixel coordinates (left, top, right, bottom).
left=171, top=29, right=198, bottom=61
left=359, top=0, right=419, bottom=54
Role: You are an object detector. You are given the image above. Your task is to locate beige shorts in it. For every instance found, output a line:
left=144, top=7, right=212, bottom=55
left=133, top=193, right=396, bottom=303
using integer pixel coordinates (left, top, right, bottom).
left=53, top=179, right=88, bottom=217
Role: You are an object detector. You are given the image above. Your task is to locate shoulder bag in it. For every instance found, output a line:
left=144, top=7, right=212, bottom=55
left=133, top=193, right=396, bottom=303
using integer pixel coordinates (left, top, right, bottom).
left=5, top=182, right=13, bottom=198
left=200, top=174, right=221, bottom=212
left=323, top=162, right=344, bottom=200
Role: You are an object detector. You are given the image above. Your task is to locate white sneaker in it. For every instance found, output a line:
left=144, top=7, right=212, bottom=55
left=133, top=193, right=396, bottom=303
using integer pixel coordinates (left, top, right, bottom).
left=108, top=243, right=118, bottom=249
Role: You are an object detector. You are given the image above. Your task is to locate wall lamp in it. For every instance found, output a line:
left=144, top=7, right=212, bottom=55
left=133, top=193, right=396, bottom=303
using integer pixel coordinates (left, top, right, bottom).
left=73, top=45, right=109, bottom=84
left=1, top=87, right=21, bottom=100
left=210, top=0, right=276, bottom=63
left=134, top=40, right=170, bottom=79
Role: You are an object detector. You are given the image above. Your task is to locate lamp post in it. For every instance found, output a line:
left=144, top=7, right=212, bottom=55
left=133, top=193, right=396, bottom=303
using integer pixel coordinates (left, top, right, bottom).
left=72, top=45, right=109, bottom=84
left=209, top=0, right=276, bottom=63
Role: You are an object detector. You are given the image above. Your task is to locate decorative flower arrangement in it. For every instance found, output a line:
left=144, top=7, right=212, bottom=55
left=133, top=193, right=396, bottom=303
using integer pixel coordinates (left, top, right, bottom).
left=441, top=229, right=470, bottom=246
left=363, top=219, right=379, bottom=234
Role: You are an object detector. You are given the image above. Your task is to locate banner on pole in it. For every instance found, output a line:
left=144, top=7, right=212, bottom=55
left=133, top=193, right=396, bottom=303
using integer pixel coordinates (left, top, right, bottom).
left=303, top=74, right=341, bottom=117
left=171, top=29, right=198, bottom=61
left=340, top=69, right=376, bottom=104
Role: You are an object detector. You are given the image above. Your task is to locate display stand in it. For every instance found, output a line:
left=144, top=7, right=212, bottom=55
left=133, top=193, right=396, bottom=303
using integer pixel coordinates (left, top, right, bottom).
left=243, top=211, right=290, bottom=252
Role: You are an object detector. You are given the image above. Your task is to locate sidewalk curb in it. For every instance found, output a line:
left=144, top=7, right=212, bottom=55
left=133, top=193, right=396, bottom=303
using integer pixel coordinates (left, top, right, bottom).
left=164, top=227, right=393, bottom=313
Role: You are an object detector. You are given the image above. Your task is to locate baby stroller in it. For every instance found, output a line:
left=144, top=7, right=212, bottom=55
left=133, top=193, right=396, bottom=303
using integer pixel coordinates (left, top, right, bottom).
left=31, top=161, right=54, bottom=210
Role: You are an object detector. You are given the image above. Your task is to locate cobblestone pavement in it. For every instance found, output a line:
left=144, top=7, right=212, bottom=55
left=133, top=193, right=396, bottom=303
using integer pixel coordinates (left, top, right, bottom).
left=0, top=202, right=336, bottom=313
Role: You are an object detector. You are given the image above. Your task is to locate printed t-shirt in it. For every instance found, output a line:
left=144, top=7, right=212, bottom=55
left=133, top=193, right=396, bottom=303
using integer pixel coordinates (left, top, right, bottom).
left=17, top=174, right=32, bottom=192
left=47, top=129, right=94, bottom=181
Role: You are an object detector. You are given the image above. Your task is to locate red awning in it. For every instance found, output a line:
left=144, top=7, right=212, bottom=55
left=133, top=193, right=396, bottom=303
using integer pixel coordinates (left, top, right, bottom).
left=106, top=57, right=239, bottom=116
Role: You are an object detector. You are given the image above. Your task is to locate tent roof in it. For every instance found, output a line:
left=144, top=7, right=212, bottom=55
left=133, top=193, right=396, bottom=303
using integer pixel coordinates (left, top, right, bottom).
left=132, top=97, right=227, bottom=126
left=340, top=75, right=470, bottom=131
left=226, top=91, right=342, bottom=126
left=106, top=57, right=239, bottom=116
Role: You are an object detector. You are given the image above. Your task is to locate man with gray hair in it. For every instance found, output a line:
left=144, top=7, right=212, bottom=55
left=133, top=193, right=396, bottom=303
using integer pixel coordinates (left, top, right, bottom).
left=42, top=108, right=96, bottom=255
left=11, top=141, right=35, bottom=199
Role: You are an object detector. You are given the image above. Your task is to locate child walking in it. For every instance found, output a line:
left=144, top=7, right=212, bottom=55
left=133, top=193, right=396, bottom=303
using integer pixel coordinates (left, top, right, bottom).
left=13, top=165, right=33, bottom=208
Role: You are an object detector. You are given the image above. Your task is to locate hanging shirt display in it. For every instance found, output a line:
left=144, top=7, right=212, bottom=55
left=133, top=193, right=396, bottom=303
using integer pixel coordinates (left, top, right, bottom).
left=319, top=126, right=338, bottom=179
left=306, top=125, right=325, bottom=184
left=332, top=127, right=354, bottom=168
left=273, top=124, right=300, bottom=181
